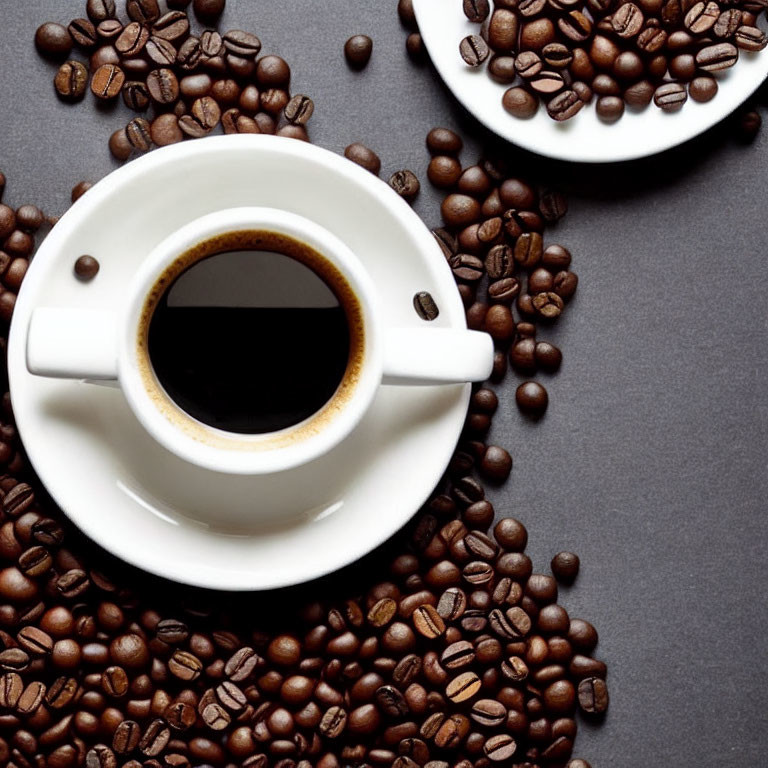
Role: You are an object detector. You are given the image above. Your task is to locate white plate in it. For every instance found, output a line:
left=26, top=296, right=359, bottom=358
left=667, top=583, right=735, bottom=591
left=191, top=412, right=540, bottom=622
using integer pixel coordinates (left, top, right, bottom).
left=8, top=136, right=469, bottom=591
left=414, top=0, right=768, bottom=162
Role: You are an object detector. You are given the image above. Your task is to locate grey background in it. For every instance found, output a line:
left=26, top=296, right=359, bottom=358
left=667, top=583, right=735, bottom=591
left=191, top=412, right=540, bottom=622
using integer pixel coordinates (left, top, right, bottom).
left=1, top=1, right=767, bottom=765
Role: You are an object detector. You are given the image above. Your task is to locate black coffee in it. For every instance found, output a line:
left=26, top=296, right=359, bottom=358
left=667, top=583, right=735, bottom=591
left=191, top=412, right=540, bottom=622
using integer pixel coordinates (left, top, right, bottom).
left=146, top=232, right=355, bottom=435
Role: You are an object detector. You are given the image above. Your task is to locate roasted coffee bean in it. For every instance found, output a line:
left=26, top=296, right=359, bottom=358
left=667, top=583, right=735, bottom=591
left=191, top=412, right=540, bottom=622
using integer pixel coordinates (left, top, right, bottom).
left=112, top=720, right=141, bottom=754
left=101, top=666, right=129, bottom=697
left=735, top=25, right=767, bottom=51
left=46, top=676, right=78, bottom=708
left=4, top=484, right=34, bottom=517
left=696, top=42, right=738, bottom=71
left=460, top=35, right=490, bottom=66
left=164, top=700, right=197, bottom=729
left=87, top=0, right=117, bottom=22
left=139, top=719, right=171, bottom=756
left=345, top=35, right=373, bottom=68
left=122, top=80, right=149, bottom=110
left=436, top=588, right=467, bottom=622
left=86, top=745, right=117, bottom=768
left=547, top=89, right=584, bottom=121
left=319, top=706, right=347, bottom=738
left=489, top=9, right=519, bottom=52
left=127, top=0, right=160, bottom=24
left=35, top=22, right=73, bottom=57
left=344, top=143, right=381, bottom=175
left=91, top=64, right=125, bottom=99
left=0, top=672, right=22, bottom=709
left=569, top=654, right=607, bottom=679
left=542, top=43, right=573, bottom=68
left=222, top=30, right=261, bottom=58
left=559, top=11, right=592, bottom=41
left=685, top=0, right=720, bottom=33
left=470, top=698, right=507, bottom=727
left=653, top=82, right=688, bottom=111
left=74, top=255, right=100, bottom=280
left=446, top=672, right=481, bottom=703
left=434, top=713, right=471, bottom=748
left=225, top=647, right=261, bottom=680
left=484, top=734, right=517, bottom=761
left=375, top=686, right=408, bottom=717
left=69, top=18, right=98, bottom=49
left=463, top=561, right=494, bottom=585
left=57, top=569, right=89, bottom=598
left=427, top=131, right=464, bottom=162
left=551, top=551, right=580, bottom=583
left=97, top=19, right=123, bottom=40
left=125, top=117, right=152, bottom=152
left=464, top=0, right=491, bottom=22
left=152, top=11, right=189, bottom=41
left=428, top=156, right=462, bottom=188
left=115, top=22, right=149, bottom=56
left=689, top=76, right=718, bottom=103
left=17, top=626, right=53, bottom=656
left=389, top=170, right=421, bottom=202
left=514, top=233, right=543, bottom=269
left=146, top=68, right=179, bottom=104
left=502, top=87, right=539, bottom=118
left=612, top=2, right=644, bottom=36
left=146, top=36, right=177, bottom=65
left=168, top=650, right=202, bottom=681
left=16, top=681, right=45, bottom=716
left=441, top=641, right=475, bottom=669
left=578, top=677, right=609, bottom=714
left=176, top=36, right=202, bottom=69
left=194, top=0, right=225, bottom=21
left=412, top=291, right=439, bottom=321
left=284, top=95, right=314, bottom=125
left=529, top=70, right=565, bottom=94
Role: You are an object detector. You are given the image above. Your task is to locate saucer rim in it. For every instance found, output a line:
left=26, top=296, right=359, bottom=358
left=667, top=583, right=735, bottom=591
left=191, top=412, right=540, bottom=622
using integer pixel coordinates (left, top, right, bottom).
left=8, top=135, right=471, bottom=590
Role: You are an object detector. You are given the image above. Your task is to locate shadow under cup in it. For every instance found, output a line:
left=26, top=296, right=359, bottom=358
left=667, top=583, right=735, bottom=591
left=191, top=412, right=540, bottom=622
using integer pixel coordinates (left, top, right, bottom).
left=136, top=230, right=366, bottom=446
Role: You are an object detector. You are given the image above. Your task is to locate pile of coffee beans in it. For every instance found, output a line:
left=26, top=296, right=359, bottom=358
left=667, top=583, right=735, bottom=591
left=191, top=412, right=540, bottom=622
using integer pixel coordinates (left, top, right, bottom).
left=0, top=163, right=607, bottom=766
left=0, top=181, right=47, bottom=329
left=458, top=0, right=768, bottom=121
left=35, top=0, right=313, bottom=160
left=424, top=127, right=575, bottom=417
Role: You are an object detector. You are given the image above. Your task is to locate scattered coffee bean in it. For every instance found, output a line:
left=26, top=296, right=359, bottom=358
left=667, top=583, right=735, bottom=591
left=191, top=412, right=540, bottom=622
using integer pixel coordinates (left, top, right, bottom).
left=345, top=35, right=373, bottom=69
left=35, top=22, right=73, bottom=57
left=194, top=0, right=226, bottom=22
left=516, top=381, right=549, bottom=417
left=343, top=142, right=381, bottom=175
left=388, top=169, right=421, bottom=202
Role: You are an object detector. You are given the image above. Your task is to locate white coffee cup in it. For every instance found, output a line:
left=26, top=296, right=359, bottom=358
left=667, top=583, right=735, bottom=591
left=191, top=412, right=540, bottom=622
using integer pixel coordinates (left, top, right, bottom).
left=26, top=206, right=493, bottom=475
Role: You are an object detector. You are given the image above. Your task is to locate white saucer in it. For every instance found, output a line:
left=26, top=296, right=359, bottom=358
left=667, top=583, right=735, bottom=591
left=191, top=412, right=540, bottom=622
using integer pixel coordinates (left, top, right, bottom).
left=414, top=0, right=768, bottom=162
left=8, top=136, right=469, bottom=591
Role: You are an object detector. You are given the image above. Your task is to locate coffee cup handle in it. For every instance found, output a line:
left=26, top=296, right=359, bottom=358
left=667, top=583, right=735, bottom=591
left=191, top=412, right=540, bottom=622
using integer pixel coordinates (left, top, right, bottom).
left=26, top=308, right=119, bottom=380
left=382, top=328, right=494, bottom=386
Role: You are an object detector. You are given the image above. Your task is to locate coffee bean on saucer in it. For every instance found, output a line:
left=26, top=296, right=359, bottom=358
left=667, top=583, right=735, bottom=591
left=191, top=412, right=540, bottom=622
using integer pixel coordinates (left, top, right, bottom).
left=460, top=35, right=490, bottom=66
left=689, top=76, right=718, bottom=103
left=345, top=35, right=373, bottom=69
left=35, top=23, right=73, bottom=58
left=389, top=170, right=420, bottom=202
left=503, top=87, right=538, bottom=118
left=464, top=0, right=491, bottom=22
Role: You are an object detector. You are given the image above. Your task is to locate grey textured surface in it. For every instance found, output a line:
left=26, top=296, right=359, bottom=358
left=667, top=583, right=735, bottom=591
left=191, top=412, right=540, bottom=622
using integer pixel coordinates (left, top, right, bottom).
left=1, top=1, right=768, bottom=766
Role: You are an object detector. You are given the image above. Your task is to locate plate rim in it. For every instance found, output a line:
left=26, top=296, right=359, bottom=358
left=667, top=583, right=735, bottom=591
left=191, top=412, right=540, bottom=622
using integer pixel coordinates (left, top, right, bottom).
left=414, top=0, right=768, bottom=163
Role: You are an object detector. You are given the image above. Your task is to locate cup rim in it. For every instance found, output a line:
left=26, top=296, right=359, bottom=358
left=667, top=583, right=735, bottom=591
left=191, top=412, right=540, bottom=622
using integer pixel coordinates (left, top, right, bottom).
left=118, top=206, right=384, bottom=475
